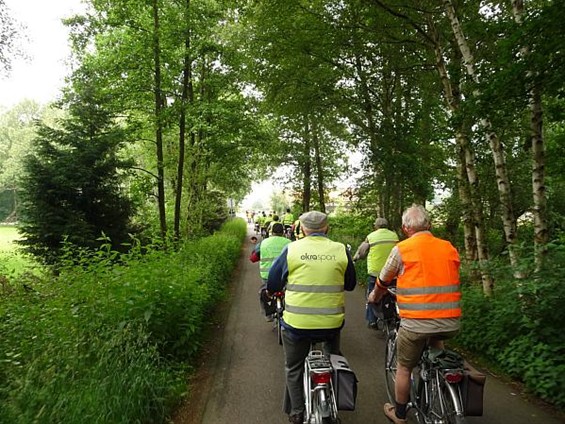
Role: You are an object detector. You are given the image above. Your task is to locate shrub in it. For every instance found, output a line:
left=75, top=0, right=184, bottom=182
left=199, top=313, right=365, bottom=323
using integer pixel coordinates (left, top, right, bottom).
left=0, top=218, right=247, bottom=423
left=457, top=244, right=565, bottom=409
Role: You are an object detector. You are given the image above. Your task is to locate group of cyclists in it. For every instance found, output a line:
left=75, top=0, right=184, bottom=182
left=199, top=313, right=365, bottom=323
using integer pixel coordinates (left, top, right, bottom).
left=248, top=205, right=462, bottom=424
left=248, top=208, right=302, bottom=240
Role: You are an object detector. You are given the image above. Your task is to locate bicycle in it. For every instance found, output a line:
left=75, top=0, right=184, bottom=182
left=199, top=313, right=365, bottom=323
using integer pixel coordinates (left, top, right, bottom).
left=301, top=337, right=357, bottom=424
left=284, top=224, right=294, bottom=240
left=272, top=290, right=285, bottom=345
left=303, top=340, right=339, bottom=424
left=383, top=287, right=468, bottom=424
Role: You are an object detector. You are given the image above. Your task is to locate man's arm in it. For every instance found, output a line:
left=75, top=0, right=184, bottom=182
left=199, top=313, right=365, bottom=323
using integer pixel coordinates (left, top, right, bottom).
left=352, top=240, right=370, bottom=261
left=267, top=246, right=289, bottom=292
left=368, top=246, right=401, bottom=303
left=249, top=242, right=261, bottom=263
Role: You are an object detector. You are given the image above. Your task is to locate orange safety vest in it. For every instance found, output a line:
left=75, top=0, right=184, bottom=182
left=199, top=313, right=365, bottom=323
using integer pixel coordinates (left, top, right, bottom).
left=396, top=233, right=461, bottom=319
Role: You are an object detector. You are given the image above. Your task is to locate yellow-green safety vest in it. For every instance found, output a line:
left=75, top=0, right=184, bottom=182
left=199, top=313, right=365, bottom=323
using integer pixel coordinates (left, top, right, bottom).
left=366, top=229, right=398, bottom=276
left=284, top=236, right=348, bottom=329
left=259, top=236, right=291, bottom=279
left=282, top=213, right=295, bottom=225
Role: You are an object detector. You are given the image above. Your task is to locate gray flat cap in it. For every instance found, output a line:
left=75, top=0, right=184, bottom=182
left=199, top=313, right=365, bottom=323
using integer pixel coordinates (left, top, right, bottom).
left=374, top=217, right=388, bottom=227
left=299, top=211, right=328, bottom=231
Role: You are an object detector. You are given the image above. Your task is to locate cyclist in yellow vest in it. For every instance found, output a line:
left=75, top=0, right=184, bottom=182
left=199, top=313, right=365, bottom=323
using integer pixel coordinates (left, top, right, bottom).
left=291, top=218, right=304, bottom=241
left=262, top=213, right=273, bottom=238
left=266, top=214, right=280, bottom=238
left=267, top=211, right=357, bottom=424
left=368, top=204, right=461, bottom=424
left=353, top=217, right=398, bottom=329
left=249, top=223, right=291, bottom=319
left=282, top=208, right=295, bottom=237
left=253, top=211, right=261, bottom=234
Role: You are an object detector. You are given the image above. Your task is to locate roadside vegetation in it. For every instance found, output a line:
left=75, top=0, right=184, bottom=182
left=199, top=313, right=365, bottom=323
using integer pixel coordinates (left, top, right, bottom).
left=0, top=219, right=246, bottom=423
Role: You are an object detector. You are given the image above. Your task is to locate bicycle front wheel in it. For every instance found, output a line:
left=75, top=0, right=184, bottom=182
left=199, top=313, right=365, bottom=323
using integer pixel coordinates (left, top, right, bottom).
left=384, top=331, right=397, bottom=404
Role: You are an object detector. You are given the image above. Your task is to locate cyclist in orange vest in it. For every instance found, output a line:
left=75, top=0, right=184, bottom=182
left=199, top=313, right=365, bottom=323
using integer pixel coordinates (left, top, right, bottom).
left=368, top=204, right=461, bottom=424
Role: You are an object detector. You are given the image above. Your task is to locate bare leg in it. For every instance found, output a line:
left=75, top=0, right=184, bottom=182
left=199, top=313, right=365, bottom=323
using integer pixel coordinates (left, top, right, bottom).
left=395, top=364, right=412, bottom=404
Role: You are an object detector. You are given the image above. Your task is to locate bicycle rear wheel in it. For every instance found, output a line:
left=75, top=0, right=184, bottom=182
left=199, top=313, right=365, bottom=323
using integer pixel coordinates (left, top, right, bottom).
left=312, top=387, right=338, bottom=424
left=276, top=298, right=283, bottom=345
left=276, top=313, right=282, bottom=345
left=384, top=331, right=397, bottom=403
left=422, top=374, right=465, bottom=424
left=442, top=382, right=465, bottom=424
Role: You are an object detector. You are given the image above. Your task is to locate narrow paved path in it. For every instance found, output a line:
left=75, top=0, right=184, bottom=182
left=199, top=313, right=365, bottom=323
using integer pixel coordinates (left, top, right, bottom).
left=173, top=224, right=564, bottom=424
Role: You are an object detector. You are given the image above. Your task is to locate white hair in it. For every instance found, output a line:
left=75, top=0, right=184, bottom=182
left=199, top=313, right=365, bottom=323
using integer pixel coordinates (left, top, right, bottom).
left=402, top=204, right=430, bottom=231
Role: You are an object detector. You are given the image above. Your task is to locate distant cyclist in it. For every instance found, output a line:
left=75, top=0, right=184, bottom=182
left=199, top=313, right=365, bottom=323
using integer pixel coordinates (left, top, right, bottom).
left=282, top=208, right=295, bottom=238
left=353, top=217, right=398, bottom=330
left=291, top=218, right=304, bottom=241
left=267, top=214, right=281, bottom=238
left=250, top=223, right=291, bottom=320
left=262, top=212, right=273, bottom=238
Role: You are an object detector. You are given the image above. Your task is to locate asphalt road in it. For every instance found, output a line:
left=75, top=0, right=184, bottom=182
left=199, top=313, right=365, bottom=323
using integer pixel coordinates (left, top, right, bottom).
left=172, top=224, right=564, bottom=424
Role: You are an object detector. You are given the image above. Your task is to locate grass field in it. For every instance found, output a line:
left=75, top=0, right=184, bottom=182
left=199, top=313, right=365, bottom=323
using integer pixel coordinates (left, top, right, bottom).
left=0, top=226, right=36, bottom=276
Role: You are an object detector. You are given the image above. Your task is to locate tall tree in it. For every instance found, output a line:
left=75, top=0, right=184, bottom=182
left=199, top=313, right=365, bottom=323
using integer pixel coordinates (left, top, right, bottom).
left=18, top=89, right=134, bottom=263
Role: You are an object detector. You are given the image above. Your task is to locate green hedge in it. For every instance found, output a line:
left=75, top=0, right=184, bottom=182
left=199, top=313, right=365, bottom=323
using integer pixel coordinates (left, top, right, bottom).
left=0, top=218, right=247, bottom=424
left=456, top=246, right=565, bottom=409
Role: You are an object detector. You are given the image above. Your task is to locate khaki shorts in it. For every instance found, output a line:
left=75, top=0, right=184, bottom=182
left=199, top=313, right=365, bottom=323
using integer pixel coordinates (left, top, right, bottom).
left=396, top=327, right=459, bottom=369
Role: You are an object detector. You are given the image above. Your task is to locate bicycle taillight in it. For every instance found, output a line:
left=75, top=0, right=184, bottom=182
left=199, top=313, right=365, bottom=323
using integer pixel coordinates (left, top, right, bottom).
left=311, top=370, right=332, bottom=385
left=443, top=370, right=463, bottom=383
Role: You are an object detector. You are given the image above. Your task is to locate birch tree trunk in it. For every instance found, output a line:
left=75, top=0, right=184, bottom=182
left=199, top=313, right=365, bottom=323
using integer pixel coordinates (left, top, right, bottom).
left=444, top=0, right=519, bottom=274
left=530, top=85, right=547, bottom=271
left=512, top=0, right=548, bottom=272
left=429, top=15, right=493, bottom=294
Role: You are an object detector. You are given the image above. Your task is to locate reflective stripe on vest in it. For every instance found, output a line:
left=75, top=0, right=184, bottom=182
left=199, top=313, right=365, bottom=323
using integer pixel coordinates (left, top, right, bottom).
left=284, top=236, right=348, bottom=329
left=366, top=229, right=398, bottom=276
left=396, top=233, right=461, bottom=319
left=259, top=236, right=291, bottom=279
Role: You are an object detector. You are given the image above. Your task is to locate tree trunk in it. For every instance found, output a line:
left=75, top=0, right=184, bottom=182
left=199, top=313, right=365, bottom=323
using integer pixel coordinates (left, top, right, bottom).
left=302, top=120, right=312, bottom=212
left=429, top=14, right=493, bottom=294
left=444, top=0, right=519, bottom=274
left=174, top=0, right=192, bottom=240
left=512, top=0, right=548, bottom=272
left=152, top=0, right=167, bottom=239
left=312, top=120, right=326, bottom=213
left=530, top=81, right=547, bottom=271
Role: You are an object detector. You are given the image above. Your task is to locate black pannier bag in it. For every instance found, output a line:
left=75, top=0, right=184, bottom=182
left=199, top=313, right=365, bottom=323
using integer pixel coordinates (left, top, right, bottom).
left=462, top=362, right=486, bottom=416
left=330, top=354, right=358, bottom=410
